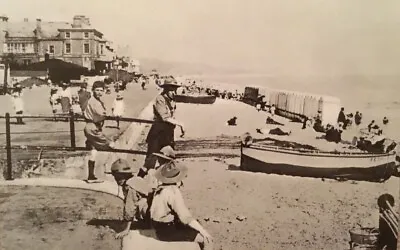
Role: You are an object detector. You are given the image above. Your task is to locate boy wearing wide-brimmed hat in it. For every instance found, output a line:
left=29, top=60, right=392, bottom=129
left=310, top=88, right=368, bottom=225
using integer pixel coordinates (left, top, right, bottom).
left=140, top=78, right=185, bottom=177
left=106, top=158, right=153, bottom=239
left=84, top=81, right=115, bottom=183
left=150, top=148, right=213, bottom=250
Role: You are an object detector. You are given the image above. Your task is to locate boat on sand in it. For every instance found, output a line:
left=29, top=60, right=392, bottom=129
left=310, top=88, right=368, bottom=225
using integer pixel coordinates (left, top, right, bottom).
left=174, top=94, right=216, bottom=104
left=240, top=136, right=397, bottom=182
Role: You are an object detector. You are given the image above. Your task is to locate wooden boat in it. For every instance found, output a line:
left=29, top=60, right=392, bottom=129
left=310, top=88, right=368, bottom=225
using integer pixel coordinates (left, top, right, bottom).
left=174, top=94, right=216, bottom=104
left=240, top=138, right=397, bottom=182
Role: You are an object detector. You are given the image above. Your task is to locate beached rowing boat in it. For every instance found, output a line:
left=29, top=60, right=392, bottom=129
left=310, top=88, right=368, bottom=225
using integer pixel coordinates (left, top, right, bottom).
left=240, top=138, right=397, bottom=182
left=174, top=94, right=216, bottom=104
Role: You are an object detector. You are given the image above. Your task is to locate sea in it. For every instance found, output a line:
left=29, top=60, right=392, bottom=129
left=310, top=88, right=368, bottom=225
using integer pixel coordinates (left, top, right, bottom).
left=189, top=74, right=400, bottom=141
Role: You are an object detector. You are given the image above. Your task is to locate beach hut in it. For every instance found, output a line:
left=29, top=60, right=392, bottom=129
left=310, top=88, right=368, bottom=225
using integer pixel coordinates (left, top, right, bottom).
left=303, top=95, right=314, bottom=118
left=285, top=91, right=295, bottom=119
left=318, top=95, right=341, bottom=125
left=295, top=93, right=306, bottom=118
left=268, top=90, right=278, bottom=107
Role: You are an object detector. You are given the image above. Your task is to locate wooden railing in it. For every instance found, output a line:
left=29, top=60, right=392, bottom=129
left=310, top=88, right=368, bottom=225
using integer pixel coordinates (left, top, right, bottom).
left=0, top=112, right=157, bottom=180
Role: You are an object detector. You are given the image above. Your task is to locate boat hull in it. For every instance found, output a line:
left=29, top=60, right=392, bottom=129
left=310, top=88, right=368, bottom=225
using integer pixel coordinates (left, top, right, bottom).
left=175, top=95, right=216, bottom=104
left=241, top=145, right=397, bottom=181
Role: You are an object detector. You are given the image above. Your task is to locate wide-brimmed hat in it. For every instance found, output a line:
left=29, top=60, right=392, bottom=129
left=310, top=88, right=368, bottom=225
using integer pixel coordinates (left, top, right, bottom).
left=154, top=161, right=188, bottom=184
left=160, top=78, right=181, bottom=88
left=153, top=146, right=176, bottom=161
left=105, top=158, right=136, bottom=175
left=116, top=93, right=123, bottom=100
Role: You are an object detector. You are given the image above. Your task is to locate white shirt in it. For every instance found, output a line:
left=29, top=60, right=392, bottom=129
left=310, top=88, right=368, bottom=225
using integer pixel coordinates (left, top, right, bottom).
left=58, top=87, right=72, bottom=99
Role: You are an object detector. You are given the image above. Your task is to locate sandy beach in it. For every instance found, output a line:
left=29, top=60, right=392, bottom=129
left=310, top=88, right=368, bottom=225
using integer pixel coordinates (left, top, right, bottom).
left=166, top=98, right=399, bottom=249
left=0, top=83, right=398, bottom=250
left=0, top=186, right=123, bottom=250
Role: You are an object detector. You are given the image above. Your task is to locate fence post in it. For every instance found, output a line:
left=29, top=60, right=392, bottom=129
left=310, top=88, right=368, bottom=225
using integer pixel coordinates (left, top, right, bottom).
left=5, top=112, right=12, bottom=180
left=69, top=111, right=76, bottom=150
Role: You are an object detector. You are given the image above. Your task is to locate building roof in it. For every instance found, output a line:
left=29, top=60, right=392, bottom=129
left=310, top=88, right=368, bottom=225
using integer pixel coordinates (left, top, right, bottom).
left=41, top=22, right=71, bottom=38
left=6, top=22, right=36, bottom=38
left=5, top=20, right=101, bottom=39
left=10, top=70, right=48, bottom=77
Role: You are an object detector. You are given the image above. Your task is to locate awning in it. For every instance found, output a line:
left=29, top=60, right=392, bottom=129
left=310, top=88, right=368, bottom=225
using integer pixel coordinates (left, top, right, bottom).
left=26, top=59, right=88, bottom=82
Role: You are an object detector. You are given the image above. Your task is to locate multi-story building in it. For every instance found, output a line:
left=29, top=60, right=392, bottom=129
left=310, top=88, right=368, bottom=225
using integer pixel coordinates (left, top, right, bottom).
left=0, top=15, right=114, bottom=70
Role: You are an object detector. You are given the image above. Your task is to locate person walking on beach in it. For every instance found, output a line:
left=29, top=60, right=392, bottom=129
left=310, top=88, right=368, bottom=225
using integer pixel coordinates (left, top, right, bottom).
left=270, top=104, right=276, bottom=116
left=83, top=81, right=115, bottom=183
left=383, top=116, right=389, bottom=125
left=354, top=111, right=362, bottom=126
left=12, top=85, right=24, bottom=124
left=49, top=83, right=60, bottom=120
left=368, top=120, right=375, bottom=132
left=59, top=81, right=72, bottom=115
left=150, top=158, right=213, bottom=250
left=337, top=107, right=346, bottom=124
left=112, top=92, right=125, bottom=129
left=141, top=76, right=147, bottom=90
left=106, top=158, right=153, bottom=239
left=139, top=78, right=185, bottom=177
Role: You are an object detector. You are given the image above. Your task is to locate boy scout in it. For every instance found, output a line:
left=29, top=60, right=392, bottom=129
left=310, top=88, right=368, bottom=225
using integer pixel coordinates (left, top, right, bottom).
left=139, top=78, right=185, bottom=177
left=107, top=158, right=153, bottom=239
left=83, top=81, right=115, bottom=182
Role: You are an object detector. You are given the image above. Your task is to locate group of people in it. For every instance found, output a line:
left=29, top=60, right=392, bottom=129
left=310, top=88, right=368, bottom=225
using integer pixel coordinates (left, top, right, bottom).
left=83, top=78, right=212, bottom=249
left=48, top=79, right=126, bottom=128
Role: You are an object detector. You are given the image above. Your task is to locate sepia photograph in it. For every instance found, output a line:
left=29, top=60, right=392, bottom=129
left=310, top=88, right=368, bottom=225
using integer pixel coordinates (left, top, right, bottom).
left=0, top=0, right=399, bottom=249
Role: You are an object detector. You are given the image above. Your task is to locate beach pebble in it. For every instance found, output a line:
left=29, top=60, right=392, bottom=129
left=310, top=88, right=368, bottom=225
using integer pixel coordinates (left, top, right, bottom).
left=236, top=215, right=247, bottom=221
left=204, top=217, right=210, bottom=222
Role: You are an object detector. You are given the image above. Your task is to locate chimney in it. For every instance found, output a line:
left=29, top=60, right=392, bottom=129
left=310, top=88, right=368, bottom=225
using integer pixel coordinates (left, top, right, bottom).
left=83, top=17, right=91, bottom=26
left=72, top=15, right=91, bottom=27
left=36, top=18, right=42, bottom=38
left=0, top=16, right=7, bottom=55
left=72, top=15, right=84, bottom=28
left=24, top=18, right=28, bottom=22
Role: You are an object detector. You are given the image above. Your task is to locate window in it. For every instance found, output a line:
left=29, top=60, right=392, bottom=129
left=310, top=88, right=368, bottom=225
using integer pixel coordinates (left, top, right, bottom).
left=65, top=43, right=71, bottom=54
left=21, top=44, right=26, bottom=53
left=23, top=59, right=31, bottom=65
left=84, top=32, right=89, bottom=38
left=65, top=32, right=70, bottom=38
left=84, top=43, right=90, bottom=54
left=7, top=43, right=11, bottom=53
left=100, top=45, right=104, bottom=55
left=49, top=45, right=55, bottom=54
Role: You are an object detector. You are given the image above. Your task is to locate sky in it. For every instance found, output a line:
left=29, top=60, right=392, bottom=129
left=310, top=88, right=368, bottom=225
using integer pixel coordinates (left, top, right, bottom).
left=3, top=0, right=400, bottom=75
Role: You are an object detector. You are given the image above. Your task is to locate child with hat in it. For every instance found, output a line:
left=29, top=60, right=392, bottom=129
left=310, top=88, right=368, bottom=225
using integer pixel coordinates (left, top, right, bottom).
left=83, top=81, right=115, bottom=183
left=106, top=158, right=153, bottom=239
left=112, top=92, right=125, bottom=129
left=149, top=147, right=213, bottom=250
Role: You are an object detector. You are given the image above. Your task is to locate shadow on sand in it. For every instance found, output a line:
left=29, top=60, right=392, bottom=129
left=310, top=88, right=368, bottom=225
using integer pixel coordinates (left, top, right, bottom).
left=86, top=219, right=157, bottom=239
left=227, top=164, right=241, bottom=171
